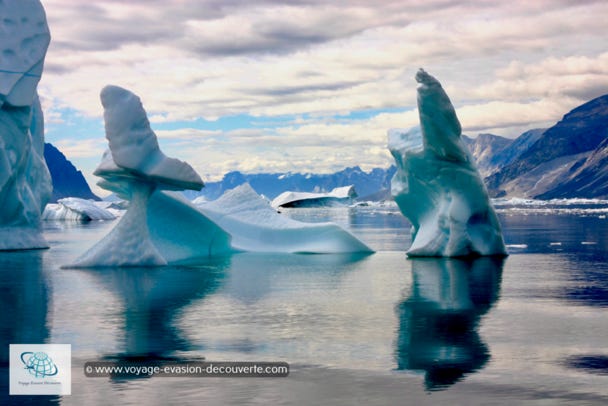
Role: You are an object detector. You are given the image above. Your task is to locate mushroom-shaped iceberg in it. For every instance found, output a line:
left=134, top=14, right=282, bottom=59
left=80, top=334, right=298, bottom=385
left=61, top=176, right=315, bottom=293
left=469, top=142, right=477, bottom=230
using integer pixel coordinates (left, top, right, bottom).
left=388, top=69, right=507, bottom=257
left=69, top=86, right=231, bottom=267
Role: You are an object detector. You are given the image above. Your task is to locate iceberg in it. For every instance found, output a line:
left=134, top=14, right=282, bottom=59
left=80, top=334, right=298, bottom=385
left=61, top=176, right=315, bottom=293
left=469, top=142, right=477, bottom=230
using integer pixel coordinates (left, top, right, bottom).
left=271, top=185, right=357, bottom=209
left=196, top=184, right=372, bottom=253
left=145, top=190, right=232, bottom=264
left=42, top=198, right=117, bottom=221
left=69, top=85, right=370, bottom=266
left=388, top=69, right=507, bottom=257
left=68, top=86, right=231, bottom=267
left=0, top=0, right=52, bottom=250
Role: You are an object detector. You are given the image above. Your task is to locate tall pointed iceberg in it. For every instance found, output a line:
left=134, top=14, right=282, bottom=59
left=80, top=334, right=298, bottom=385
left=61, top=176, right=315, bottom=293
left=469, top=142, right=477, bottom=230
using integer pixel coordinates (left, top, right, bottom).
left=388, top=69, right=507, bottom=257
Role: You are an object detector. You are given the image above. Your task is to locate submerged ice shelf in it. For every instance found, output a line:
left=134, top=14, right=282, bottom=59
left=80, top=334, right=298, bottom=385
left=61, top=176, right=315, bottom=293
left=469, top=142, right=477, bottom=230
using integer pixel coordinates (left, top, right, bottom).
left=389, top=69, right=507, bottom=257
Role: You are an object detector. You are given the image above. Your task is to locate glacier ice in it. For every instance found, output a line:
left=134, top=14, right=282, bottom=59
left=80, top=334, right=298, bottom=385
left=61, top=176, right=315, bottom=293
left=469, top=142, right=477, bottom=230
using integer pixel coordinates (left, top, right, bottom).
left=196, top=183, right=373, bottom=253
left=271, top=185, right=357, bottom=209
left=42, top=198, right=117, bottom=221
left=0, top=0, right=52, bottom=250
left=69, top=86, right=230, bottom=267
left=388, top=69, right=507, bottom=257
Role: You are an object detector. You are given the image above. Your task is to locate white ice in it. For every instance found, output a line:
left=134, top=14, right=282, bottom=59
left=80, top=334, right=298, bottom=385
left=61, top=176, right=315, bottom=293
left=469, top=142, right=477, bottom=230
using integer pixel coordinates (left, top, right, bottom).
left=388, top=69, right=507, bottom=257
left=99, top=85, right=204, bottom=190
left=271, top=185, right=357, bottom=209
left=196, top=184, right=372, bottom=253
left=0, top=0, right=52, bottom=250
left=69, top=86, right=230, bottom=267
left=43, top=198, right=117, bottom=221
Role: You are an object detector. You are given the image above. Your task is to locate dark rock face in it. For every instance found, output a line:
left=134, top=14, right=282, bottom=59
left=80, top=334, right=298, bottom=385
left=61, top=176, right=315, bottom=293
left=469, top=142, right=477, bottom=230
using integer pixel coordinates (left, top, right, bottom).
left=483, top=94, right=608, bottom=198
left=44, top=143, right=99, bottom=202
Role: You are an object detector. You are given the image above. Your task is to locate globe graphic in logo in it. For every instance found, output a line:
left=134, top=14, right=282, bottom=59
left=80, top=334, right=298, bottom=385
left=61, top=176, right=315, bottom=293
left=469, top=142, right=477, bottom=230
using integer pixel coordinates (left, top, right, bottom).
left=20, top=352, right=59, bottom=378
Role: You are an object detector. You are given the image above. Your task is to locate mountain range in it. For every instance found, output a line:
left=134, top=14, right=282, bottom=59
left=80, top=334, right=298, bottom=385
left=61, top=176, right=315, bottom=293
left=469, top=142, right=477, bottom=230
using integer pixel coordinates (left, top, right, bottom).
left=183, top=166, right=397, bottom=201
left=464, top=93, right=608, bottom=199
left=46, top=93, right=608, bottom=202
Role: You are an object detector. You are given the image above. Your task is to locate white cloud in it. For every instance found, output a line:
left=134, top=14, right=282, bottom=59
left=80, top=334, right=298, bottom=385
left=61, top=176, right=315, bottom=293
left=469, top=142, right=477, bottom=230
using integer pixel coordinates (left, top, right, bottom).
left=36, top=0, right=608, bottom=184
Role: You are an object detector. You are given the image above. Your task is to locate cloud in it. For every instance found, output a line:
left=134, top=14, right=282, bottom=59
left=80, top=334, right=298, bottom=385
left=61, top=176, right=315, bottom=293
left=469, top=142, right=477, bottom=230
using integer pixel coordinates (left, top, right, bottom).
left=37, top=0, right=608, bottom=186
left=52, top=138, right=106, bottom=159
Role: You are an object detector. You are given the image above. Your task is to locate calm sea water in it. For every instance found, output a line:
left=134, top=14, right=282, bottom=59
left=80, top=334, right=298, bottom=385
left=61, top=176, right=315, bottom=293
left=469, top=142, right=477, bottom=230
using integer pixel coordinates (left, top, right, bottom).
left=2, top=204, right=608, bottom=405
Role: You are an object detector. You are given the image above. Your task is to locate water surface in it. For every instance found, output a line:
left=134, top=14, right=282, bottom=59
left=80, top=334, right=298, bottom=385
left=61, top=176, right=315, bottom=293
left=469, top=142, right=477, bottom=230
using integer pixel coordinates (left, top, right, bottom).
left=2, top=204, right=608, bottom=404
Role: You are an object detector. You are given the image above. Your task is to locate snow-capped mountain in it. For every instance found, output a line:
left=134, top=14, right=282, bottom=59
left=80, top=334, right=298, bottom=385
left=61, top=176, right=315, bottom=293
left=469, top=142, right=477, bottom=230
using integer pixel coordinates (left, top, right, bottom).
left=185, top=166, right=397, bottom=201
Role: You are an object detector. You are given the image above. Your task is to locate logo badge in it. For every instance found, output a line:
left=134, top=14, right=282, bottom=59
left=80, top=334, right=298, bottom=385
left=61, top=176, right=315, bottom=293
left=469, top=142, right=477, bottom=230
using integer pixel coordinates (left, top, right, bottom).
left=21, top=351, right=59, bottom=378
left=10, top=344, right=71, bottom=396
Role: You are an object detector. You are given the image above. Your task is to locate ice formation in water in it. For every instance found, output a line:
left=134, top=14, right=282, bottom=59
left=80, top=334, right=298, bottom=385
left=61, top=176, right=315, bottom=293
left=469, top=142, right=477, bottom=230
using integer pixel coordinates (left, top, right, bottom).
left=271, top=185, right=357, bottom=208
left=0, top=0, right=52, bottom=250
left=42, top=198, right=117, bottom=221
left=196, top=183, right=372, bottom=253
left=388, top=69, right=507, bottom=257
left=69, top=86, right=231, bottom=267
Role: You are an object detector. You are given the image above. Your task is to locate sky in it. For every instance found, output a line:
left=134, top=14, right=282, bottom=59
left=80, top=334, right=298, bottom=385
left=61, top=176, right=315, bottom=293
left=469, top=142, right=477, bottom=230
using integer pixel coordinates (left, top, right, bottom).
left=37, top=0, right=608, bottom=196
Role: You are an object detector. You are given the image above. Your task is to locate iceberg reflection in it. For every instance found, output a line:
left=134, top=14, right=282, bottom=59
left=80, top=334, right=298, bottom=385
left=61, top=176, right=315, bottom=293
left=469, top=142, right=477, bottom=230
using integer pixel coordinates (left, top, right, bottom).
left=80, top=257, right=230, bottom=359
left=395, top=256, right=504, bottom=390
left=0, top=251, right=58, bottom=404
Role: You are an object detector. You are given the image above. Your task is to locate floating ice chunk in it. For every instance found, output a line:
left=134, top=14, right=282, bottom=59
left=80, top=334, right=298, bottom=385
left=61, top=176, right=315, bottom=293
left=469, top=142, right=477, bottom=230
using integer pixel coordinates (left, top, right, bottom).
left=506, top=244, right=527, bottom=249
left=42, top=198, right=116, bottom=221
left=271, top=185, right=357, bottom=208
left=388, top=69, right=507, bottom=257
left=0, top=0, right=52, bottom=250
left=69, top=86, right=229, bottom=267
left=196, top=184, right=372, bottom=253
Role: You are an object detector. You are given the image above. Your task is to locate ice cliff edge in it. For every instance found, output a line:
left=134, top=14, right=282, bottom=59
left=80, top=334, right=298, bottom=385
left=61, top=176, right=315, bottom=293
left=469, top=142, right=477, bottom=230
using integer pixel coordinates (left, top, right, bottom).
left=0, top=0, right=52, bottom=250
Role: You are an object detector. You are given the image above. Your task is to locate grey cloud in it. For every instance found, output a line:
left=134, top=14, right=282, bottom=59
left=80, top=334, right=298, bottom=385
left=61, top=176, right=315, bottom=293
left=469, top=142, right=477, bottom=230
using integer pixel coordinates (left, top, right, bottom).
left=245, top=81, right=364, bottom=97
left=563, top=83, right=608, bottom=102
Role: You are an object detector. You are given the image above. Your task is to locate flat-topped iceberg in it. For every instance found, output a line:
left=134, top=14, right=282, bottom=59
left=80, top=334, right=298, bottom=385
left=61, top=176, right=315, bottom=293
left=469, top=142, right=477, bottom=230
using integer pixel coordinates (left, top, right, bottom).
left=42, top=198, right=117, bottom=221
left=388, top=69, right=507, bottom=257
left=0, top=0, right=52, bottom=250
left=196, top=184, right=372, bottom=253
left=271, top=185, right=357, bottom=209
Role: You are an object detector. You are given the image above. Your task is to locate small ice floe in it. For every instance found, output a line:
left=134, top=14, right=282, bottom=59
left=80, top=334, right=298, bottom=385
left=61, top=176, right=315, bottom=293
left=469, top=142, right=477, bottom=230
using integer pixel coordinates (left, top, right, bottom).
left=506, top=244, right=528, bottom=250
left=581, top=241, right=598, bottom=245
left=549, top=242, right=562, bottom=246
